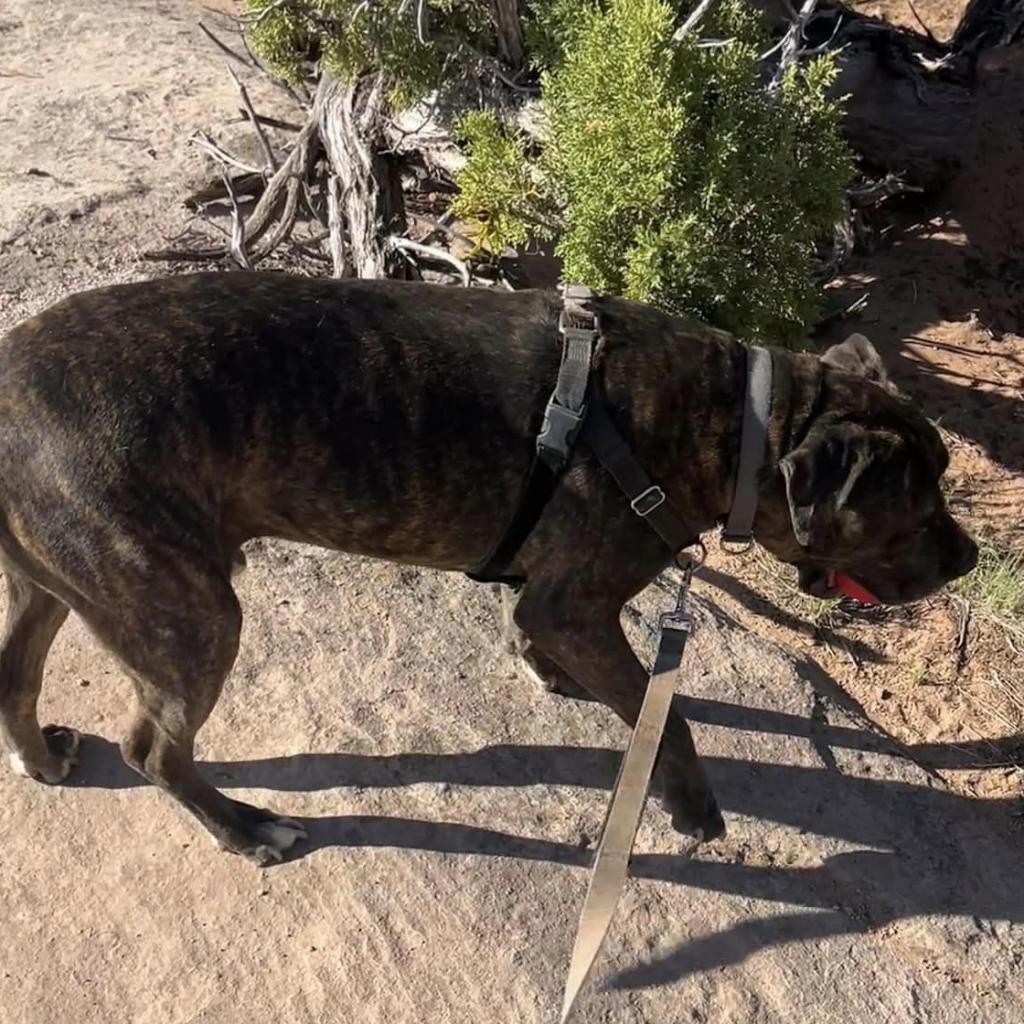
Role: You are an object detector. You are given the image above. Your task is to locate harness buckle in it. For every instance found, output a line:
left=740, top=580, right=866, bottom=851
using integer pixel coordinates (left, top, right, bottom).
left=630, top=485, right=666, bottom=517
left=537, top=399, right=586, bottom=469
left=559, top=282, right=598, bottom=336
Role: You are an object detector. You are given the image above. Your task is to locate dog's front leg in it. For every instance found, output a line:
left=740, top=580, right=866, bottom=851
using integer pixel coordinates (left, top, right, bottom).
left=513, top=583, right=726, bottom=841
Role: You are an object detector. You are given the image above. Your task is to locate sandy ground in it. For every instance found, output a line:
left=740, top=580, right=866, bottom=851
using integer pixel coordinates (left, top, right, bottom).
left=2, top=2, right=1023, bottom=1023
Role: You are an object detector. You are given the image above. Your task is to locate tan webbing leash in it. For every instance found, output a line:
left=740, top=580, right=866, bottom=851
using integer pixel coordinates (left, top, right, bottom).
left=559, top=554, right=698, bottom=1023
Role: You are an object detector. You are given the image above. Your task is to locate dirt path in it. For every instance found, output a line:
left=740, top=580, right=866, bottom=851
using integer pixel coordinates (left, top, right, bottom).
left=1, top=4, right=1022, bottom=1023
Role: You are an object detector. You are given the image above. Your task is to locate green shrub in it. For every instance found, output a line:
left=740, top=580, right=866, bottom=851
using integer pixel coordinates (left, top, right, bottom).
left=539, top=0, right=853, bottom=343
left=243, top=0, right=490, bottom=102
left=245, top=0, right=854, bottom=344
left=450, top=110, right=554, bottom=255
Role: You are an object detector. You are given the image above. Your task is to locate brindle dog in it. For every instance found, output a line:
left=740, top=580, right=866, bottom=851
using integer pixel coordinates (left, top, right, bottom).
left=0, top=274, right=976, bottom=864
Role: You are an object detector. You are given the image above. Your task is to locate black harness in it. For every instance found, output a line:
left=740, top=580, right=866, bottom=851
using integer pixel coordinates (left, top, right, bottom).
left=469, top=284, right=698, bottom=585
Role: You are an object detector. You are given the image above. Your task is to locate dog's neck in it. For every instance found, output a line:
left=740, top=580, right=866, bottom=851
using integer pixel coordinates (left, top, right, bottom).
left=595, top=302, right=823, bottom=543
left=763, top=349, right=823, bottom=472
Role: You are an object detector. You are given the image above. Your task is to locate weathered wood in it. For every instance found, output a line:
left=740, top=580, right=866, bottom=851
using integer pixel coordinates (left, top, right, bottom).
left=318, top=72, right=407, bottom=278
left=831, top=42, right=976, bottom=188
left=490, top=0, right=526, bottom=70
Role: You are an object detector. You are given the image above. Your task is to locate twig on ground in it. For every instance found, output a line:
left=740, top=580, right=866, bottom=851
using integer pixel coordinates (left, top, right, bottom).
left=220, top=167, right=253, bottom=270
left=236, top=110, right=302, bottom=133
left=848, top=173, right=923, bottom=207
left=241, top=103, right=320, bottom=249
left=388, top=236, right=471, bottom=286
left=906, top=0, right=940, bottom=45
left=227, top=64, right=279, bottom=173
left=189, top=130, right=264, bottom=175
left=953, top=595, right=971, bottom=672
left=148, top=102, right=320, bottom=264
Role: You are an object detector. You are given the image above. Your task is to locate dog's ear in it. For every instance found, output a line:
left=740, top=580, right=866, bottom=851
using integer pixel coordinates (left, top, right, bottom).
left=780, top=423, right=875, bottom=548
left=820, top=333, right=892, bottom=390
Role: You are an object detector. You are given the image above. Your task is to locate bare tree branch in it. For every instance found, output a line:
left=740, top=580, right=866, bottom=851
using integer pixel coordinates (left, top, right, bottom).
left=227, top=64, right=279, bottom=173
left=327, top=174, right=347, bottom=278
left=672, top=0, right=718, bottom=44
left=388, top=236, right=471, bottom=286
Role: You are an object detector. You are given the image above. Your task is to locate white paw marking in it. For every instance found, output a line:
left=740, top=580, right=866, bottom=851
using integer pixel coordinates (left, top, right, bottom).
left=9, top=752, right=29, bottom=778
left=61, top=729, right=81, bottom=758
left=254, top=818, right=308, bottom=853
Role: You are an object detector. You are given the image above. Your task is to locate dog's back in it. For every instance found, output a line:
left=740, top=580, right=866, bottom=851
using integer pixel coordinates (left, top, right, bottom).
left=0, top=274, right=565, bottom=570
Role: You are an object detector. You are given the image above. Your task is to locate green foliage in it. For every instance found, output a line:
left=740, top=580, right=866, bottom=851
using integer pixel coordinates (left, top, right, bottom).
left=246, top=0, right=854, bottom=344
left=953, top=539, right=1024, bottom=624
left=523, top=0, right=602, bottom=71
left=450, top=111, right=553, bottom=255
left=540, top=0, right=854, bottom=343
left=244, top=0, right=489, bottom=101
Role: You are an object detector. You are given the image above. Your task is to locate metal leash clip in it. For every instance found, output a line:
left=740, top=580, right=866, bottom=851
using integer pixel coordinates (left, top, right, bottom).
left=660, top=557, right=695, bottom=637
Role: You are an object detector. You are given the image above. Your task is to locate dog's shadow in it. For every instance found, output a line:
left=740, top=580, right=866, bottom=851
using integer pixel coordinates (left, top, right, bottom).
left=72, top=697, right=1023, bottom=991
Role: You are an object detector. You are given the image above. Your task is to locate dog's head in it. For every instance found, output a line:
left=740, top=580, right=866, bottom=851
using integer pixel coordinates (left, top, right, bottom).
left=756, top=334, right=978, bottom=605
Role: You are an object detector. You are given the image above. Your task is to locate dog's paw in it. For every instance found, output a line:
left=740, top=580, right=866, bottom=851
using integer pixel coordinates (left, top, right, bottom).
left=8, top=726, right=80, bottom=784
left=215, top=804, right=309, bottom=866
left=655, top=778, right=729, bottom=843
left=249, top=818, right=308, bottom=865
left=657, top=786, right=726, bottom=844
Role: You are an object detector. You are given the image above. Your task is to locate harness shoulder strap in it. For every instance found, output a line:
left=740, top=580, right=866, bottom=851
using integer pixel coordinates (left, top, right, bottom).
left=469, top=285, right=598, bottom=584
left=471, top=284, right=698, bottom=585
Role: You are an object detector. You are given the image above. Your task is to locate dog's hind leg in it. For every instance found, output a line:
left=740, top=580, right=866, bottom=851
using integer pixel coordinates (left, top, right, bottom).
left=84, top=565, right=305, bottom=866
left=0, top=573, right=76, bottom=783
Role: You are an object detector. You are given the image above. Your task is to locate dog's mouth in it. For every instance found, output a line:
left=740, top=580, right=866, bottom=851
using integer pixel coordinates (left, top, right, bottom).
left=798, top=566, right=881, bottom=606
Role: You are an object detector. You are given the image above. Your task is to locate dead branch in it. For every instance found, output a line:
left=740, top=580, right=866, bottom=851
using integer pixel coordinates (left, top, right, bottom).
left=770, top=0, right=818, bottom=92
left=198, top=21, right=253, bottom=67
left=327, top=174, right=347, bottom=278
left=189, top=130, right=264, bottom=175
left=672, top=0, right=719, bottom=43
left=220, top=167, right=253, bottom=269
left=318, top=72, right=407, bottom=278
left=243, top=103, right=320, bottom=247
left=235, top=110, right=302, bottom=133
left=388, top=235, right=471, bottom=286
left=227, top=64, right=278, bottom=172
